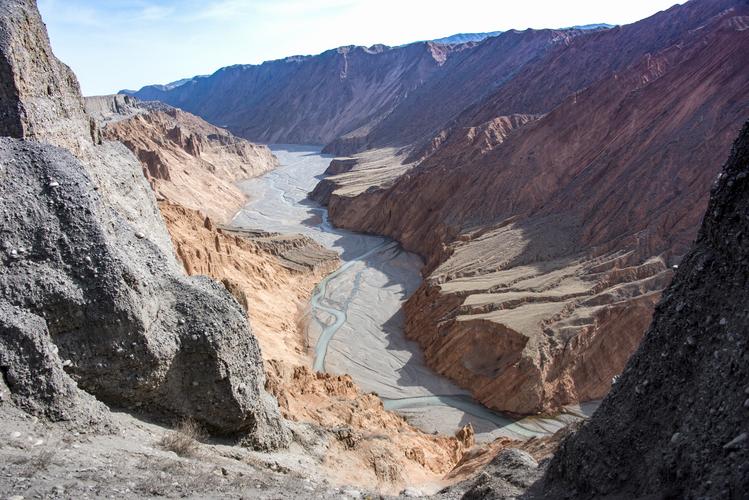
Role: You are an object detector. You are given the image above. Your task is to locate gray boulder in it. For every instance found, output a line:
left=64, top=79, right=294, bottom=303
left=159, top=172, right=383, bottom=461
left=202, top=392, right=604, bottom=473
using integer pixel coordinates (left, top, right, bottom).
left=0, top=0, right=289, bottom=450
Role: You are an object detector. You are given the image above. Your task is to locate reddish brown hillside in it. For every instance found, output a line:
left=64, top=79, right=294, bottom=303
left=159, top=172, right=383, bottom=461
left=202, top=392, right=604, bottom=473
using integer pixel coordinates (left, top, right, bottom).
left=127, top=42, right=471, bottom=145
left=319, top=0, right=749, bottom=415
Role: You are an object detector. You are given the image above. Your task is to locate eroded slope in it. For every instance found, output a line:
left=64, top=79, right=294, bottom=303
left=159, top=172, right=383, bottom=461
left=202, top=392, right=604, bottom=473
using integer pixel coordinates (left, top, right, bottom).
left=537, top=121, right=749, bottom=499
left=315, top=0, right=749, bottom=415
left=87, top=96, right=278, bottom=222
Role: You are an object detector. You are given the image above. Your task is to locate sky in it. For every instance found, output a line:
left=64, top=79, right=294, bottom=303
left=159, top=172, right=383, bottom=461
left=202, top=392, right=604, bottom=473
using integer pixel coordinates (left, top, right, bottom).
left=38, top=0, right=684, bottom=96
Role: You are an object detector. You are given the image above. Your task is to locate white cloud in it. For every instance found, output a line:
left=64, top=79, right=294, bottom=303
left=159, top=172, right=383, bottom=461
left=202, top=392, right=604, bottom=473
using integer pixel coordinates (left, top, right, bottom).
left=137, top=5, right=176, bottom=21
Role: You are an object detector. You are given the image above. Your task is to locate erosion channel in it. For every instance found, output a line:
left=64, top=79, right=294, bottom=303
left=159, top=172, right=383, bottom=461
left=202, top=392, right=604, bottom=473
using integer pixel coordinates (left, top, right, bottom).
left=231, top=145, right=592, bottom=442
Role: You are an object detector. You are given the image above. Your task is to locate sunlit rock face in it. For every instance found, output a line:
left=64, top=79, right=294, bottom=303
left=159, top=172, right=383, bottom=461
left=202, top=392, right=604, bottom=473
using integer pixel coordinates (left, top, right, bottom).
left=313, top=0, right=749, bottom=415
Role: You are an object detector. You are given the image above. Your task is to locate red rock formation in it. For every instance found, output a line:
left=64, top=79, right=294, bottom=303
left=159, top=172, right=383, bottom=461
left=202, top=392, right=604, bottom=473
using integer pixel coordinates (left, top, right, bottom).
left=317, top=0, right=749, bottom=415
left=126, top=42, right=474, bottom=145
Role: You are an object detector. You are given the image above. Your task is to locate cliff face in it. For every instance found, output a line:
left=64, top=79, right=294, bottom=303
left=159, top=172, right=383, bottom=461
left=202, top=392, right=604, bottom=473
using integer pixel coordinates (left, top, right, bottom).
left=316, top=0, right=749, bottom=415
left=322, top=28, right=583, bottom=154
left=0, top=0, right=95, bottom=155
left=88, top=97, right=278, bottom=222
left=0, top=0, right=288, bottom=449
left=158, top=202, right=476, bottom=493
left=126, top=42, right=472, bottom=145
left=538, top=121, right=749, bottom=499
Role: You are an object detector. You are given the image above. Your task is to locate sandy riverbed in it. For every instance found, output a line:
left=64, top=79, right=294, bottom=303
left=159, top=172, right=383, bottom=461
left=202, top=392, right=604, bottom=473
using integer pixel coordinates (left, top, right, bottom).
left=231, top=145, right=590, bottom=441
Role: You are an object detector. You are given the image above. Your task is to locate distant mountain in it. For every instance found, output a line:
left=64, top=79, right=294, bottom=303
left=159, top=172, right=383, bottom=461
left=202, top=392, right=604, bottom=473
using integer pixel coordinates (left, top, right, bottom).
left=565, top=23, right=615, bottom=30
left=162, top=76, right=207, bottom=89
left=430, top=31, right=503, bottom=44
left=430, top=24, right=612, bottom=45
left=124, top=28, right=596, bottom=146
left=123, top=42, right=482, bottom=145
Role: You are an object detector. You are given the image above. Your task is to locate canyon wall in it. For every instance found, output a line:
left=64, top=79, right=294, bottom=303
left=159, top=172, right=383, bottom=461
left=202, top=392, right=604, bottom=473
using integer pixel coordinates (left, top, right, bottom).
left=537, top=121, right=749, bottom=499
left=157, top=201, right=477, bottom=493
left=86, top=96, right=278, bottom=222
left=125, top=26, right=617, bottom=150
left=0, top=0, right=288, bottom=449
left=125, top=42, right=472, bottom=145
left=322, top=28, right=587, bottom=154
left=315, top=0, right=749, bottom=415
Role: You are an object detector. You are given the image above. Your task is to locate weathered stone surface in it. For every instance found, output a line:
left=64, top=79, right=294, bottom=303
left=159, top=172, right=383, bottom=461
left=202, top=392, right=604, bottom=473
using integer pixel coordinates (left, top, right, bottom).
left=538, top=121, right=749, bottom=498
left=0, top=0, right=289, bottom=450
left=88, top=96, right=278, bottom=222
left=0, top=301, right=108, bottom=424
left=0, top=0, right=96, bottom=154
left=439, top=448, right=542, bottom=499
left=0, top=138, right=288, bottom=448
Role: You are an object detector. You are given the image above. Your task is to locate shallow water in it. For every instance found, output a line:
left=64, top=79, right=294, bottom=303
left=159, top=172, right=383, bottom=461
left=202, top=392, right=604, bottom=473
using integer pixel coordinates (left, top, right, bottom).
left=232, top=145, right=592, bottom=441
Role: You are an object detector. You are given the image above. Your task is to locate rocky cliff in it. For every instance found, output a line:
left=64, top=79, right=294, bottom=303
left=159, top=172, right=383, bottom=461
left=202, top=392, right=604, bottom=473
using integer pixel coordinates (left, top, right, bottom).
left=0, top=0, right=288, bottom=449
left=125, top=42, right=474, bottom=145
left=314, top=0, right=749, bottom=415
left=535, top=121, right=749, bottom=499
left=322, top=28, right=585, bottom=154
left=157, top=201, right=479, bottom=493
left=87, top=96, right=278, bottom=222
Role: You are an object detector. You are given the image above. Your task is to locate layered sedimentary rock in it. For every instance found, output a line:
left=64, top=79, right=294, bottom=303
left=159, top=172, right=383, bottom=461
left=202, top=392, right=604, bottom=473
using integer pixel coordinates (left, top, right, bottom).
left=159, top=202, right=339, bottom=365
left=538, top=121, right=749, bottom=499
left=86, top=96, right=278, bottom=222
left=158, top=201, right=476, bottom=492
left=84, top=94, right=143, bottom=123
left=0, top=0, right=287, bottom=449
left=315, top=0, right=749, bottom=415
left=125, top=42, right=473, bottom=145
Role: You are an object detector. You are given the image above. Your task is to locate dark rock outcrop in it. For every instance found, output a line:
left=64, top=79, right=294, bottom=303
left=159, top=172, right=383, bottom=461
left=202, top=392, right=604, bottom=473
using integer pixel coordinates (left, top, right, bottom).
left=0, top=0, right=97, bottom=154
left=538, top=122, right=749, bottom=498
left=458, top=449, right=541, bottom=499
left=0, top=301, right=108, bottom=424
left=0, top=0, right=288, bottom=449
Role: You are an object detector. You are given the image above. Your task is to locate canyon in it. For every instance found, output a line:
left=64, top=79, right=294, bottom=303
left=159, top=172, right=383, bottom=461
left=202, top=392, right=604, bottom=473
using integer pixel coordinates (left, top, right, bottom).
left=1, top=0, right=748, bottom=497
left=310, top=0, right=749, bottom=416
left=126, top=0, right=749, bottom=418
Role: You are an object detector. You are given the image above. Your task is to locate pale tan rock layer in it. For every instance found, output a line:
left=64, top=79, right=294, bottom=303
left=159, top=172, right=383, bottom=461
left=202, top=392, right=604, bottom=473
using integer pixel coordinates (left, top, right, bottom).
left=159, top=201, right=338, bottom=365
left=100, top=103, right=278, bottom=222
left=159, top=201, right=479, bottom=493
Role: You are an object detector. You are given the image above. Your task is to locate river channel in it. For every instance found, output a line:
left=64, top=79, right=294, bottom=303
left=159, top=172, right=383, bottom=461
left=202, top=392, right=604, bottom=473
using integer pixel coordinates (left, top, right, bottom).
left=231, top=145, right=591, bottom=442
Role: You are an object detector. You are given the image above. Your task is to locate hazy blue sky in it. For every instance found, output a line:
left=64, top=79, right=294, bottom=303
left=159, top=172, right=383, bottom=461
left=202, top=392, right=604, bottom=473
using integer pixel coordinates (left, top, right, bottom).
left=38, top=0, right=684, bottom=96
